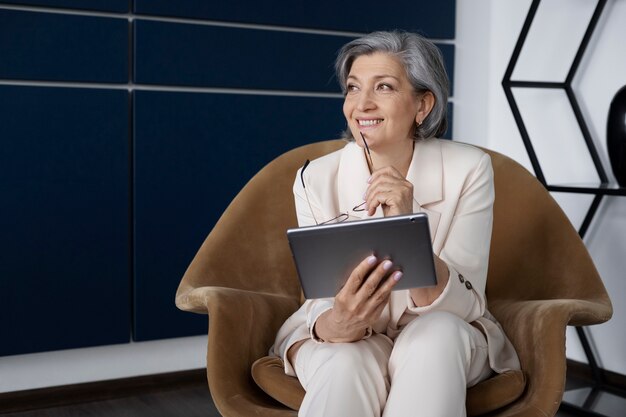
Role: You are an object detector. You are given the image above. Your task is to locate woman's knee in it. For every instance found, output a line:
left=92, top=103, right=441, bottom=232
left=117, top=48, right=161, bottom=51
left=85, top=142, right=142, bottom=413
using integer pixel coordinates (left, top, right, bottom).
left=398, top=311, right=474, bottom=354
left=323, top=342, right=385, bottom=372
left=297, top=337, right=391, bottom=391
left=388, top=312, right=478, bottom=385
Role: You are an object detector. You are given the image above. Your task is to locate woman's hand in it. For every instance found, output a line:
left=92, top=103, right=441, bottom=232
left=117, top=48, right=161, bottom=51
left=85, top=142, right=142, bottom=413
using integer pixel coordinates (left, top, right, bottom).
left=365, top=166, right=414, bottom=217
left=314, top=255, right=403, bottom=343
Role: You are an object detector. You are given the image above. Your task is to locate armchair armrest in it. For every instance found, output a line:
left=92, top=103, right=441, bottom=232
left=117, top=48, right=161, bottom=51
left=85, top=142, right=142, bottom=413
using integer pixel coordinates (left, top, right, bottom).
left=187, top=286, right=300, bottom=417
left=488, top=298, right=612, bottom=416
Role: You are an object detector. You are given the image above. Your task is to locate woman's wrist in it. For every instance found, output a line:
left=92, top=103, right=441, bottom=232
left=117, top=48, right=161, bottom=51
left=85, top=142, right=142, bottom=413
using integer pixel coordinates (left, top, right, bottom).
left=314, top=309, right=367, bottom=343
left=410, top=255, right=449, bottom=307
left=434, top=255, right=449, bottom=283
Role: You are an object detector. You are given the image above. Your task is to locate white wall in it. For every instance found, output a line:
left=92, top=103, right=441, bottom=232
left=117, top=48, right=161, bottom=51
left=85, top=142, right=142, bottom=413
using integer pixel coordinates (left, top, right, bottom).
left=0, top=335, right=207, bottom=393
left=455, top=0, right=626, bottom=375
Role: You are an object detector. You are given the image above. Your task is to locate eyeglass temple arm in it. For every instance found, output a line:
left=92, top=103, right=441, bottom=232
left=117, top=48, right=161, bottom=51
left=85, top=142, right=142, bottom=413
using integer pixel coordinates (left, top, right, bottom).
left=300, top=159, right=311, bottom=188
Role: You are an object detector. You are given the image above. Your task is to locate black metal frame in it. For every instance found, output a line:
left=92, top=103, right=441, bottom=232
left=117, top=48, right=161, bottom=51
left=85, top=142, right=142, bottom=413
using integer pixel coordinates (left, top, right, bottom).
left=502, top=0, right=626, bottom=415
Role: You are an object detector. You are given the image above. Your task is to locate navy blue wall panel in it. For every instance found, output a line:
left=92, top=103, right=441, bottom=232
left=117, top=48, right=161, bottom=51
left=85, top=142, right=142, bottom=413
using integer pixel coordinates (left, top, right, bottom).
left=133, top=91, right=345, bottom=341
left=0, top=9, right=128, bottom=83
left=135, top=0, right=456, bottom=39
left=440, top=44, right=455, bottom=97
left=444, top=103, right=453, bottom=140
left=0, top=86, right=130, bottom=356
left=135, top=21, right=454, bottom=93
left=0, top=0, right=128, bottom=12
left=0, top=0, right=457, bottom=354
left=134, top=21, right=346, bottom=92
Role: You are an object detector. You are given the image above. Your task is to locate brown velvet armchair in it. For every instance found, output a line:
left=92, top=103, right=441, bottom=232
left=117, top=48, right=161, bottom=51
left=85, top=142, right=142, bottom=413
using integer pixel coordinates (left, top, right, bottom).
left=175, top=140, right=612, bottom=417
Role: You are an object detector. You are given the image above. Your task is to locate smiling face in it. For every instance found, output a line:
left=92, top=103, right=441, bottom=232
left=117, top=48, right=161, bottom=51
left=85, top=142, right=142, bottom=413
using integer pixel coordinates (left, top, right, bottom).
left=343, top=52, right=428, bottom=152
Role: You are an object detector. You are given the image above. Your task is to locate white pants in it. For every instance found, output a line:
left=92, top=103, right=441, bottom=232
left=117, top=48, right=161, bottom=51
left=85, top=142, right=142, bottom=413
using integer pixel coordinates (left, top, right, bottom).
left=293, top=311, right=492, bottom=417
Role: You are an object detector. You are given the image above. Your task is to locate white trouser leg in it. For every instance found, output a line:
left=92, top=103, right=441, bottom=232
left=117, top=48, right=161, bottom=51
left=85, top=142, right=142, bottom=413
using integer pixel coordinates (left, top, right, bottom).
left=383, top=311, right=492, bottom=417
left=294, top=334, right=393, bottom=417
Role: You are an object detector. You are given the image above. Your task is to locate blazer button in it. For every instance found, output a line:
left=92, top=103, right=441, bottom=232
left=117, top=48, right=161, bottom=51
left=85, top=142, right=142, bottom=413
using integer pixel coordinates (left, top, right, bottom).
left=458, top=274, right=465, bottom=283
left=465, top=281, right=473, bottom=290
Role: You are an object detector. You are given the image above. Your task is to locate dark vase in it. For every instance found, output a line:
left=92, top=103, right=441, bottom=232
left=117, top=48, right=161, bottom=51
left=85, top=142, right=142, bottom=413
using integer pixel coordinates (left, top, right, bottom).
left=607, top=85, right=626, bottom=186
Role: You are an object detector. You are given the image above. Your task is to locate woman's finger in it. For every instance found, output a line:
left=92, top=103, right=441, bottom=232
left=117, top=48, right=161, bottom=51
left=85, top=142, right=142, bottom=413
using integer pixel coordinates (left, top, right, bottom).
left=368, top=270, right=403, bottom=306
left=368, top=166, right=405, bottom=182
left=356, top=259, right=394, bottom=299
left=367, top=174, right=412, bottom=198
left=367, top=176, right=412, bottom=197
left=366, top=187, right=413, bottom=216
left=367, top=188, right=404, bottom=207
left=340, top=255, right=378, bottom=295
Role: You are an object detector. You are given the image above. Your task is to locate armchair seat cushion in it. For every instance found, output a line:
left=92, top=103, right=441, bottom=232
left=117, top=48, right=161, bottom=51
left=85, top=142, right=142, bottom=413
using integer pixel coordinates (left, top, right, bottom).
left=251, top=355, right=526, bottom=416
left=252, top=356, right=304, bottom=411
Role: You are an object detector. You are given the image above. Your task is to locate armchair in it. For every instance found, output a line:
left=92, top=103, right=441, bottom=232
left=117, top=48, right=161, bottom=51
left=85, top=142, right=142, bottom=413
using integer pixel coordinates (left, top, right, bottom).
left=176, top=140, right=612, bottom=416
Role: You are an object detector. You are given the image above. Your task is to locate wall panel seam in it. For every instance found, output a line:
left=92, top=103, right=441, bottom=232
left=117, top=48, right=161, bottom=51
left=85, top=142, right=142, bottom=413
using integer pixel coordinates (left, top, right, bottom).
left=0, top=4, right=455, bottom=42
left=0, top=80, right=345, bottom=98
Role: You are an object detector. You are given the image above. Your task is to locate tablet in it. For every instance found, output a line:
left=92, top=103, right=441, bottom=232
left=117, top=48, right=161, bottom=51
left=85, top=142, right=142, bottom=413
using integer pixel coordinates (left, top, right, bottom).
left=287, top=213, right=437, bottom=299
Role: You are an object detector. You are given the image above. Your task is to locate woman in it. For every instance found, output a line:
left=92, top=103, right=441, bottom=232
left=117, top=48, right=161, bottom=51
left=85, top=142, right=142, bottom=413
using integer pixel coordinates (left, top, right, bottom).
left=271, top=31, right=520, bottom=417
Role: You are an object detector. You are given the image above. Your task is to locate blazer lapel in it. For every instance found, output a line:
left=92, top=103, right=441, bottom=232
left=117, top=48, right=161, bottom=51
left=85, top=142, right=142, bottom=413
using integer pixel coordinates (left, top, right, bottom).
left=406, top=139, right=443, bottom=241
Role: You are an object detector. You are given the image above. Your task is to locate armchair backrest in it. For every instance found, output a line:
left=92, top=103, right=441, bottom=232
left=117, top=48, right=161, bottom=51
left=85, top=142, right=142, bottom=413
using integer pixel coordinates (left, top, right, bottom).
left=177, top=140, right=346, bottom=304
left=483, top=149, right=609, bottom=305
left=178, top=141, right=611, bottom=309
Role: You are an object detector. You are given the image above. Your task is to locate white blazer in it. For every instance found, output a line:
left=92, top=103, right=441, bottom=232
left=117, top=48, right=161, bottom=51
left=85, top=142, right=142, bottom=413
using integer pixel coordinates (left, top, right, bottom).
left=271, top=139, right=520, bottom=377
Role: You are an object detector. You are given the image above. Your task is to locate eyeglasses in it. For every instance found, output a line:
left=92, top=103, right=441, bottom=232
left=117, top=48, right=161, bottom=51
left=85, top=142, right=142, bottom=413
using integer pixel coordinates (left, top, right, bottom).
left=300, top=159, right=367, bottom=225
left=300, top=132, right=373, bottom=225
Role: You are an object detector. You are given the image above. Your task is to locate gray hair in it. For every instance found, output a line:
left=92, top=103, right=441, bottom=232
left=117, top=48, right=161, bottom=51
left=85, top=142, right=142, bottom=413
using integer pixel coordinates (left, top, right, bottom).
left=335, top=31, right=449, bottom=140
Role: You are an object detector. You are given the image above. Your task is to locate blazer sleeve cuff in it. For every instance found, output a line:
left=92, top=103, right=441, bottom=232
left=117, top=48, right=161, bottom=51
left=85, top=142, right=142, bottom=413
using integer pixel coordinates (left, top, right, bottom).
left=280, top=327, right=310, bottom=377
left=308, top=305, right=333, bottom=343
left=405, top=265, right=484, bottom=320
